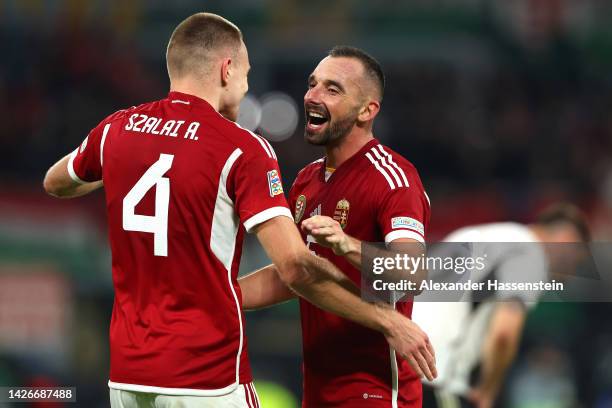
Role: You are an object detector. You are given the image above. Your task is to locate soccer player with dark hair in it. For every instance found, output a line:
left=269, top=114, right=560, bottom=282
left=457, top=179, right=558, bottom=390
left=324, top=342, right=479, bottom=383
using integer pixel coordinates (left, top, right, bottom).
left=240, top=46, right=434, bottom=407
left=43, top=16, right=435, bottom=408
left=413, top=203, right=590, bottom=408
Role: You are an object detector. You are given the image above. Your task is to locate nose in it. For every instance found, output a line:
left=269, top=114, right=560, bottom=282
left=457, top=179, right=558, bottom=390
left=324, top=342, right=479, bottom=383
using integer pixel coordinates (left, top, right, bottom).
left=304, top=86, right=321, bottom=105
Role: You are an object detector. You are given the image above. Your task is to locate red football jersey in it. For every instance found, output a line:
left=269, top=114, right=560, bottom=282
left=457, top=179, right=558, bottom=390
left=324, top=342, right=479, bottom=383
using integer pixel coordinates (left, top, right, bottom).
left=288, top=139, right=430, bottom=408
left=67, top=92, right=292, bottom=396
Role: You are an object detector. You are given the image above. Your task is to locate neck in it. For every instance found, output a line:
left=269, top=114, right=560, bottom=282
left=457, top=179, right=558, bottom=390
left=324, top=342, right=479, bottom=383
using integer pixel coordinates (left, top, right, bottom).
left=527, top=224, right=547, bottom=242
left=325, top=127, right=374, bottom=169
left=170, top=77, right=221, bottom=112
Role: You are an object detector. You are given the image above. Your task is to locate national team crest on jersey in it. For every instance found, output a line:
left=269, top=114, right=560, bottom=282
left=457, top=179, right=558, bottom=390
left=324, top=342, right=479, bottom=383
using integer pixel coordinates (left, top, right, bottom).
left=333, top=199, right=350, bottom=229
left=294, top=194, right=306, bottom=223
left=267, top=170, right=283, bottom=197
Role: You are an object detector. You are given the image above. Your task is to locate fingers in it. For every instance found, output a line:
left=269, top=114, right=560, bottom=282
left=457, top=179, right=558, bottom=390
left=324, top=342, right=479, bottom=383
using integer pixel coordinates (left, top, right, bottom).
left=406, top=355, right=425, bottom=379
left=414, top=351, right=434, bottom=381
left=394, top=338, right=437, bottom=382
left=301, top=216, right=342, bottom=241
left=415, top=346, right=436, bottom=381
left=398, top=331, right=437, bottom=381
left=420, top=334, right=437, bottom=380
left=403, top=348, right=436, bottom=382
left=426, top=337, right=436, bottom=361
left=309, top=226, right=337, bottom=237
left=301, top=215, right=338, bottom=232
left=426, top=350, right=437, bottom=379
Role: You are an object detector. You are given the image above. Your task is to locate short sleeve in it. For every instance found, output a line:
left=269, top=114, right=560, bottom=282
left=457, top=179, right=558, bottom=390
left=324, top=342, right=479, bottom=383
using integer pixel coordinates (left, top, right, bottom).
left=377, top=186, right=430, bottom=245
left=493, top=246, right=548, bottom=308
left=67, top=120, right=111, bottom=183
left=230, top=149, right=292, bottom=233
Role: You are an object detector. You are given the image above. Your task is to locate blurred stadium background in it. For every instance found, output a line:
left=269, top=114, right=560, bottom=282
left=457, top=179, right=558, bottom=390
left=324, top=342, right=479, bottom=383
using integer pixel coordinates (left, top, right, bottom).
left=1, top=0, right=612, bottom=407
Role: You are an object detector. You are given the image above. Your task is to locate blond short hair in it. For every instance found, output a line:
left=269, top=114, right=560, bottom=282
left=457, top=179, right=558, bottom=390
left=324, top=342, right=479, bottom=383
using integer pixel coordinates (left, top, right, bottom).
left=166, top=13, right=243, bottom=79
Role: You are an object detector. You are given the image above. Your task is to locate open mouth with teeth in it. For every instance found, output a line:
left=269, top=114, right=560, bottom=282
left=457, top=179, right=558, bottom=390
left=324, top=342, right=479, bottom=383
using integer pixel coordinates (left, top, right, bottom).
left=306, top=110, right=330, bottom=132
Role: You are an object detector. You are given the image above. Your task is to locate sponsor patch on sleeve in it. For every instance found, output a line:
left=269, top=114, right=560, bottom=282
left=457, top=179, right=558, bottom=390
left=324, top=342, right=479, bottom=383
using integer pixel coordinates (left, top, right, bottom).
left=267, top=169, right=284, bottom=197
left=391, top=216, right=424, bottom=236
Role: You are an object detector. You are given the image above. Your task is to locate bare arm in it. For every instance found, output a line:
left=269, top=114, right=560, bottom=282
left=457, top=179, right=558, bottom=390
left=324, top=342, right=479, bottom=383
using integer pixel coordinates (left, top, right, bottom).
left=43, top=154, right=103, bottom=198
left=239, top=238, right=364, bottom=311
left=239, top=264, right=296, bottom=310
left=470, top=301, right=526, bottom=408
left=301, top=215, right=427, bottom=291
left=254, top=215, right=437, bottom=381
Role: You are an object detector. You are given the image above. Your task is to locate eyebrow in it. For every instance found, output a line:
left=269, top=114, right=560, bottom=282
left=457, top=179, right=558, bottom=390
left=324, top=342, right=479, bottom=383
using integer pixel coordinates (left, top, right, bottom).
left=308, top=74, right=346, bottom=93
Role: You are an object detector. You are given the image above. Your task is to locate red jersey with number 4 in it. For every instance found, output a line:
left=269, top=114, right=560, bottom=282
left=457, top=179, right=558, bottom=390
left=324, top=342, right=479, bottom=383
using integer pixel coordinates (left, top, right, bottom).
left=67, top=92, right=292, bottom=395
left=288, top=139, right=430, bottom=408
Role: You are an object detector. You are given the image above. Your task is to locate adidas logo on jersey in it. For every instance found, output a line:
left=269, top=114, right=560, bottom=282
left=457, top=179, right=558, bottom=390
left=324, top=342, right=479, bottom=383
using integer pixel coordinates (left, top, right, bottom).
left=310, top=204, right=321, bottom=217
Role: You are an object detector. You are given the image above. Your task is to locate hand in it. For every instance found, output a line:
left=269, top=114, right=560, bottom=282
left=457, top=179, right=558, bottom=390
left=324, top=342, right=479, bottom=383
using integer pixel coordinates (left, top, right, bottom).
left=468, top=388, right=494, bottom=408
left=383, top=308, right=437, bottom=381
left=301, top=215, right=355, bottom=255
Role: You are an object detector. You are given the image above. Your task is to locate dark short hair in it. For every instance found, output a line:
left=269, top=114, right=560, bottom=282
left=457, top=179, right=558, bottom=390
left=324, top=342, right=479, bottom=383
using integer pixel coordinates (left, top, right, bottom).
left=535, top=203, right=591, bottom=242
left=167, top=13, right=243, bottom=79
left=328, top=46, right=385, bottom=100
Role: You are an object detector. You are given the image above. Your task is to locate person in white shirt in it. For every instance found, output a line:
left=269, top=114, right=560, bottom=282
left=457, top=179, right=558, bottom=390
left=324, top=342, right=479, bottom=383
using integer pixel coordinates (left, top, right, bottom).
left=413, top=203, right=590, bottom=408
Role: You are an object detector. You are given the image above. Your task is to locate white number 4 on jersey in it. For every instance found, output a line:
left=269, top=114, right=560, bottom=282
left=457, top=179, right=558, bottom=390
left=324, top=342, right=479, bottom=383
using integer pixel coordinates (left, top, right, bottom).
left=123, top=154, right=174, bottom=257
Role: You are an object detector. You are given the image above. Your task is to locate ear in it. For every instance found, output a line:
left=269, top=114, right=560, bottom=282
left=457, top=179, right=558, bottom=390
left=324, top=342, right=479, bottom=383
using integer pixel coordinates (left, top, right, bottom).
left=221, top=57, right=233, bottom=86
left=358, top=100, right=381, bottom=122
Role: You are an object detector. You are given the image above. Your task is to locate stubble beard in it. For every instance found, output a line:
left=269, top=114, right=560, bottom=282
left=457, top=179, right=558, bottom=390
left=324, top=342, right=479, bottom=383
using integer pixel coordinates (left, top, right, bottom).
left=304, top=111, right=359, bottom=146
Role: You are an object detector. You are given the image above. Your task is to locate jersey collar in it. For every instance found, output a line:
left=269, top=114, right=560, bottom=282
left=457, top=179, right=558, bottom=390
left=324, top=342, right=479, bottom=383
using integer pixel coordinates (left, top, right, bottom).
left=321, top=138, right=380, bottom=183
left=167, top=91, right=216, bottom=111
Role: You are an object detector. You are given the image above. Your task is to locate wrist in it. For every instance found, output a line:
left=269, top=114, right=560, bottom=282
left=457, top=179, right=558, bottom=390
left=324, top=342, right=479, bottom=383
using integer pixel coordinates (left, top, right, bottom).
left=334, top=235, right=358, bottom=256
left=473, top=385, right=496, bottom=401
left=374, top=303, right=396, bottom=336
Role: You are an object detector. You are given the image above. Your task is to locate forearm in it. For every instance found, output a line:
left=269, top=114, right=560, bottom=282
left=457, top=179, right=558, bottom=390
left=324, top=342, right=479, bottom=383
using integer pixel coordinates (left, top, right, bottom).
left=478, top=333, right=518, bottom=397
left=289, top=253, right=438, bottom=381
left=477, top=304, right=525, bottom=399
left=338, top=235, right=362, bottom=268
left=255, top=216, right=436, bottom=380
left=343, top=236, right=427, bottom=291
left=239, top=264, right=295, bottom=310
left=302, top=215, right=426, bottom=290
left=254, top=216, right=437, bottom=380
left=288, top=253, right=391, bottom=333
left=44, top=154, right=103, bottom=198
left=51, top=180, right=103, bottom=198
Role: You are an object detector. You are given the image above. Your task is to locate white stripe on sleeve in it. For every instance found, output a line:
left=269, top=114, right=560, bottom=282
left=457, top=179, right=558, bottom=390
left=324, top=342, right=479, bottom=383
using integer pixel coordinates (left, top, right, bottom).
left=243, top=207, right=293, bottom=233
left=100, top=123, right=111, bottom=167
left=365, top=152, right=395, bottom=189
left=235, top=123, right=274, bottom=159
left=385, top=229, right=425, bottom=244
left=371, top=147, right=403, bottom=187
left=378, top=145, right=409, bottom=187
left=67, top=149, right=86, bottom=184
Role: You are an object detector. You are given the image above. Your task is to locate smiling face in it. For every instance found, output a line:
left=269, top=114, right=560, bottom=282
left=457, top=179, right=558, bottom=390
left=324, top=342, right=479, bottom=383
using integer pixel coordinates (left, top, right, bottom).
left=303, top=56, right=371, bottom=146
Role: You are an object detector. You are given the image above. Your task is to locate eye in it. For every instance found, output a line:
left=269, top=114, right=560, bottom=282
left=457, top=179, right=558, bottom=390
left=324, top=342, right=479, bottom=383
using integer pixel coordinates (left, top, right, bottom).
left=328, top=87, right=339, bottom=95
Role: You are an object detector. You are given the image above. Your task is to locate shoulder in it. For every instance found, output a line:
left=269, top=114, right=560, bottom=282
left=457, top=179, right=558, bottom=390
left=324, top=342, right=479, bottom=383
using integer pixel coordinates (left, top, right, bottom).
left=203, top=113, right=277, bottom=160
left=97, top=101, right=156, bottom=129
left=362, top=143, right=425, bottom=193
left=445, top=222, right=533, bottom=242
left=295, top=158, right=324, bottom=182
left=97, top=108, right=132, bottom=128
